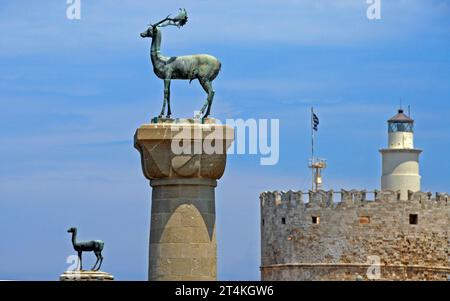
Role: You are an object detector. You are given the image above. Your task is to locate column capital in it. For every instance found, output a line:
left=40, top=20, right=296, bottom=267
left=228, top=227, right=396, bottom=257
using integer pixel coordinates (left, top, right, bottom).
left=134, top=120, right=234, bottom=181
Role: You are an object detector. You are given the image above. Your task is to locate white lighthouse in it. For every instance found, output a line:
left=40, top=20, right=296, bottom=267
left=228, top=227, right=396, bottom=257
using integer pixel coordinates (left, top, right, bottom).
left=379, top=109, right=422, bottom=200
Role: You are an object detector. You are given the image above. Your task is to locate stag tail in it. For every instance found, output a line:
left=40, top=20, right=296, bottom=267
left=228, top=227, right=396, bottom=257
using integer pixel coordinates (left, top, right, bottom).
left=211, top=61, right=222, bottom=81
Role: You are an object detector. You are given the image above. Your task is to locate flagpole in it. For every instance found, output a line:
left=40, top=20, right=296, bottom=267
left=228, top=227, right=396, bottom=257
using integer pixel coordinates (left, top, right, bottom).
left=311, top=107, right=314, bottom=191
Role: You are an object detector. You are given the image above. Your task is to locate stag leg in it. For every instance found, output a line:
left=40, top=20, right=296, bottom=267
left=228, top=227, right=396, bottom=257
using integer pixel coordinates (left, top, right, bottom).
left=159, top=79, right=169, bottom=118
left=159, top=78, right=171, bottom=118
left=199, top=80, right=214, bottom=118
left=205, top=86, right=215, bottom=118
left=165, top=79, right=172, bottom=118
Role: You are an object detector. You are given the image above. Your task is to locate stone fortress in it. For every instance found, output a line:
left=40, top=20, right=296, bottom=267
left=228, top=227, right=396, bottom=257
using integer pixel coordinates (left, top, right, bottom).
left=260, top=109, right=450, bottom=280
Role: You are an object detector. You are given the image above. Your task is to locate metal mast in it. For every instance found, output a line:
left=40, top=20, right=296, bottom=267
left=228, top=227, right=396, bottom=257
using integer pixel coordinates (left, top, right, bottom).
left=308, top=108, right=327, bottom=191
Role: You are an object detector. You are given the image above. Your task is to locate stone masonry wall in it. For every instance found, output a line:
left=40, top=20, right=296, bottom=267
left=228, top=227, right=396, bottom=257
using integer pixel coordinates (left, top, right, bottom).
left=260, top=190, right=450, bottom=280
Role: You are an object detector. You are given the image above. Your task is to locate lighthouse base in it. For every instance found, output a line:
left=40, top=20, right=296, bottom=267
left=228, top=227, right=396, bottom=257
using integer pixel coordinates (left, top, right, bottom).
left=380, top=148, right=422, bottom=200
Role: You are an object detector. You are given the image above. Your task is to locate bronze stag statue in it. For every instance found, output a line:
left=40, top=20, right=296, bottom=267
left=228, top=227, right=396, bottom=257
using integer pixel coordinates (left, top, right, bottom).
left=67, top=227, right=104, bottom=271
left=140, top=9, right=221, bottom=119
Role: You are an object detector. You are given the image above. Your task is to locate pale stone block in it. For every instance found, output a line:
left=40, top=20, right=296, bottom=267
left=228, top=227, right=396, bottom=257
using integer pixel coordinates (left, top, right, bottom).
left=170, top=258, right=192, bottom=276
left=191, top=227, right=212, bottom=243
left=181, top=210, right=205, bottom=228
left=164, top=212, right=182, bottom=228
left=159, top=243, right=183, bottom=258
left=161, top=226, right=193, bottom=243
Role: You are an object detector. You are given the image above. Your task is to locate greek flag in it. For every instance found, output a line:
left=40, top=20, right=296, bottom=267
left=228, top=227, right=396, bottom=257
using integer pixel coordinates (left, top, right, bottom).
left=312, top=111, right=319, bottom=131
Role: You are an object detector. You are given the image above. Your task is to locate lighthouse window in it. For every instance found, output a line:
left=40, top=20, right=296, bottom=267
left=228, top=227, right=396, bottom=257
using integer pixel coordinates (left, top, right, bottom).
left=388, top=122, right=413, bottom=133
left=409, top=214, right=418, bottom=225
left=312, top=216, right=320, bottom=224
left=281, top=217, right=286, bottom=224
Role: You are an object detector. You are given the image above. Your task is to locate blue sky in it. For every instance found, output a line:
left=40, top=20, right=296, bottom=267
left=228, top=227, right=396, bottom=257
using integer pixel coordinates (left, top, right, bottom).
left=1, top=0, right=450, bottom=280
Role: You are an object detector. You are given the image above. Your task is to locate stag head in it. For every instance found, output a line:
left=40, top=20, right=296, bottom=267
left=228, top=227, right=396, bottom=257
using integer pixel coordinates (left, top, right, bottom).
left=140, top=25, right=154, bottom=38
left=140, top=8, right=188, bottom=38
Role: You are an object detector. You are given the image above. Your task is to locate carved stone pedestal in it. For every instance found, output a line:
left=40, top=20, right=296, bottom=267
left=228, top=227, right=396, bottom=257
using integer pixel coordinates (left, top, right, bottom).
left=59, top=271, right=114, bottom=281
left=134, top=118, right=234, bottom=281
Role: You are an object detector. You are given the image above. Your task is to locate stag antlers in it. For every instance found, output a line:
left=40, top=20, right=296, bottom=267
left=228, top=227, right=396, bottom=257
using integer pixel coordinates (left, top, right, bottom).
left=151, top=8, right=188, bottom=28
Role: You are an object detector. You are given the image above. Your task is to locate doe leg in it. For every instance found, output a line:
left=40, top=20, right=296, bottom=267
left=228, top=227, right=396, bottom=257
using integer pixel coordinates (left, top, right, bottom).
left=96, top=255, right=104, bottom=271
left=92, top=253, right=100, bottom=271
left=78, top=251, right=83, bottom=271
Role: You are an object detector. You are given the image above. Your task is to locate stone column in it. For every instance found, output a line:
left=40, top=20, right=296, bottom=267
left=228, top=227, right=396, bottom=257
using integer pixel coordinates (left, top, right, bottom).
left=134, top=119, right=234, bottom=281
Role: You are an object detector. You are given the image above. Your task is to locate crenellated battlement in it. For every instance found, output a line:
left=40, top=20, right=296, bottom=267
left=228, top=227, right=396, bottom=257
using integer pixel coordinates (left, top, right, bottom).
left=260, top=189, right=450, bottom=209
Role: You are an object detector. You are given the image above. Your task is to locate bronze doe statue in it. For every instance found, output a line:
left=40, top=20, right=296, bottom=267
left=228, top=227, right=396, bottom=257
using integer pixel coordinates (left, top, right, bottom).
left=67, top=227, right=104, bottom=271
left=140, top=9, right=221, bottom=119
